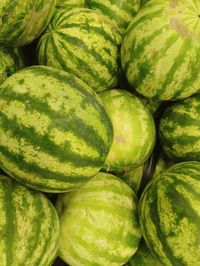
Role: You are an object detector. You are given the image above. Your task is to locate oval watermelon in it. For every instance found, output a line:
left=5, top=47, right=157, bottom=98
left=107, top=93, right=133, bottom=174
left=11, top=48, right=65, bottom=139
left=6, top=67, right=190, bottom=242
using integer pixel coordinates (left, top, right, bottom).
left=0, top=65, right=113, bottom=192
left=37, top=8, right=121, bottom=93
left=0, top=0, right=56, bottom=46
left=85, top=0, right=140, bottom=34
left=139, top=161, right=200, bottom=266
left=159, top=94, right=200, bottom=162
left=56, top=172, right=142, bottom=266
left=99, top=89, right=156, bottom=171
left=121, top=0, right=200, bottom=100
left=0, top=174, right=59, bottom=265
left=0, top=47, right=24, bottom=84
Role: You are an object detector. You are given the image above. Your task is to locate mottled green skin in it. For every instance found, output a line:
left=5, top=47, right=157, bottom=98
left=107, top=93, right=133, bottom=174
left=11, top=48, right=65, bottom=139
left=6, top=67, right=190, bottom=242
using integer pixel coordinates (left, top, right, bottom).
left=56, top=172, right=142, bottom=266
left=57, top=0, right=85, bottom=9
left=139, top=161, right=200, bottom=266
left=100, top=89, right=156, bottom=171
left=0, top=175, right=59, bottom=266
left=0, top=0, right=56, bottom=46
left=159, top=94, right=200, bottom=162
left=126, top=240, right=161, bottom=266
left=121, top=0, right=200, bottom=100
left=0, top=66, right=113, bottom=192
left=0, top=47, right=24, bottom=84
left=37, top=8, right=121, bottom=93
left=85, top=0, right=140, bottom=34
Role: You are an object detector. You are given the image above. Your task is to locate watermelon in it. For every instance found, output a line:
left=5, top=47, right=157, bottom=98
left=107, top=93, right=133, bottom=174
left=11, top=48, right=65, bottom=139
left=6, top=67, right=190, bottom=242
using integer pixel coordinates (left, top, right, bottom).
left=37, top=8, right=121, bottom=93
left=126, top=240, right=161, bottom=266
left=85, top=0, right=140, bottom=34
left=0, top=0, right=56, bottom=47
left=0, top=47, right=24, bottom=84
left=159, top=94, right=200, bottom=162
left=0, top=65, right=113, bottom=193
left=57, top=0, right=85, bottom=9
left=139, top=161, right=200, bottom=266
left=121, top=0, right=200, bottom=100
left=99, top=89, right=156, bottom=171
left=56, top=172, right=142, bottom=266
left=0, top=174, right=59, bottom=265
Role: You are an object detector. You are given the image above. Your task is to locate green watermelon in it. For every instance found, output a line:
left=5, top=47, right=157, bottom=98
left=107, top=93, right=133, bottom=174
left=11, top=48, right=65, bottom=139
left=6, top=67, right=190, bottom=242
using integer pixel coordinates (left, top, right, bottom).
left=159, top=94, right=200, bottom=162
left=56, top=172, right=142, bottom=266
left=57, top=0, right=85, bottom=9
left=139, top=161, right=200, bottom=266
left=37, top=8, right=121, bottom=93
left=0, top=65, right=113, bottom=193
left=85, top=0, right=140, bottom=34
left=0, top=174, right=59, bottom=265
left=126, top=240, right=161, bottom=266
left=99, top=89, right=156, bottom=171
left=0, top=47, right=24, bottom=84
left=121, top=0, right=200, bottom=100
left=0, top=0, right=56, bottom=46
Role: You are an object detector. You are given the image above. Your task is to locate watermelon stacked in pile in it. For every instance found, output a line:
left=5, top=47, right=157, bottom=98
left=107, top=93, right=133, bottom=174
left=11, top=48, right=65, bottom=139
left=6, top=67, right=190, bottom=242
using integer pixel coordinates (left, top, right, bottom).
left=0, top=0, right=200, bottom=265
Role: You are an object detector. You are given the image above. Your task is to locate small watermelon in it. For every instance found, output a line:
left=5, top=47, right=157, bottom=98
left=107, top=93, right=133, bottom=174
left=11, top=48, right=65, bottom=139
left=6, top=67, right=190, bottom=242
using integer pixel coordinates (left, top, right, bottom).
left=0, top=175, right=59, bottom=265
left=159, top=94, right=200, bottom=162
left=99, top=89, right=156, bottom=171
left=121, top=0, right=200, bottom=100
left=85, top=0, right=140, bottom=34
left=0, top=47, right=24, bottom=84
left=56, top=172, right=142, bottom=266
left=37, top=8, right=121, bottom=93
left=0, top=0, right=56, bottom=46
left=139, top=161, right=200, bottom=266
left=0, top=66, right=113, bottom=192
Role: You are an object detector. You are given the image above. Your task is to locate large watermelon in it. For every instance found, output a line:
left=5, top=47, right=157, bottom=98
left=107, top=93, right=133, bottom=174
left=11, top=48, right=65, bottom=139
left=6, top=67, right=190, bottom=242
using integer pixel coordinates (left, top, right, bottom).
left=37, top=8, right=121, bottom=93
left=0, top=0, right=56, bottom=46
left=159, top=94, right=200, bottom=162
left=56, top=172, right=142, bottom=266
left=139, top=161, right=200, bottom=266
left=85, top=0, right=140, bottom=34
left=121, top=0, right=200, bottom=100
left=0, top=174, right=59, bottom=265
left=0, top=47, right=24, bottom=84
left=57, top=0, right=85, bottom=9
left=0, top=66, right=113, bottom=192
left=100, top=89, right=156, bottom=171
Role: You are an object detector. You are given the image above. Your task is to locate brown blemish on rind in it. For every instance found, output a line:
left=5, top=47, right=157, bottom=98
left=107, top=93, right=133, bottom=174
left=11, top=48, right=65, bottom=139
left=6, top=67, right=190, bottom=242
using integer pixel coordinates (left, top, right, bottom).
left=170, top=17, right=193, bottom=38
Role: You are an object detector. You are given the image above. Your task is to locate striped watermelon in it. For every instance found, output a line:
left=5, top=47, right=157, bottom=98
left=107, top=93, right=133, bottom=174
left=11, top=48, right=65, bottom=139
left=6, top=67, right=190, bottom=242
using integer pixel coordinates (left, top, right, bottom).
left=37, top=8, right=121, bottom=93
left=0, top=0, right=56, bottom=46
left=159, top=94, right=200, bottom=162
left=139, top=161, right=200, bottom=266
left=126, top=240, right=161, bottom=266
left=0, top=174, right=59, bottom=265
left=56, top=172, right=142, bottom=266
left=85, top=0, right=140, bottom=34
left=99, top=89, right=156, bottom=171
left=0, top=66, right=113, bottom=192
left=0, top=47, right=24, bottom=84
left=57, top=0, right=85, bottom=9
left=121, top=0, right=200, bottom=100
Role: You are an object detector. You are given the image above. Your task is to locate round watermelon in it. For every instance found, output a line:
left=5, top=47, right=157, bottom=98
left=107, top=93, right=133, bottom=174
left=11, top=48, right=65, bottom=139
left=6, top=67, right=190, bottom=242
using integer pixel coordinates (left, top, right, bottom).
left=0, top=0, right=56, bottom=46
left=56, top=172, right=142, bottom=266
left=85, top=0, right=140, bottom=34
left=139, top=161, right=200, bottom=266
left=159, top=94, right=200, bottom=162
left=126, top=240, right=161, bottom=266
left=37, top=8, right=121, bottom=93
left=99, top=89, right=156, bottom=171
left=0, top=65, right=113, bottom=192
left=0, top=47, right=24, bottom=84
left=121, top=0, right=200, bottom=100
left=0, top=174, right=59, bottom=265
left=57, top=0, right=85, bottom=9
